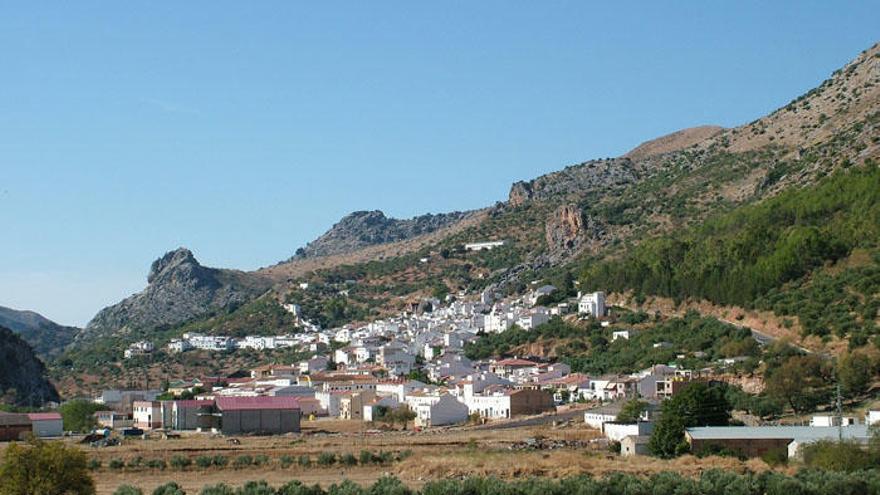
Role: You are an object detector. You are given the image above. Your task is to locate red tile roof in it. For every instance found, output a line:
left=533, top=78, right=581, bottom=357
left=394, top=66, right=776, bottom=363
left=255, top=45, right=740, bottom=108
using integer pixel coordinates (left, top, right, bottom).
left=173, top=400, right=214, bottom=408
left=216, top=396, right=299, bottom=411
left=26, top=412, right=62, bottom=421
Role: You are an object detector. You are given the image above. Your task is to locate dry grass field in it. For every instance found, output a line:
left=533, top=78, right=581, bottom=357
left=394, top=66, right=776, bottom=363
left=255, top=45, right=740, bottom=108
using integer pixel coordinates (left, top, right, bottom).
left=0, top=418, right=786, bottom=494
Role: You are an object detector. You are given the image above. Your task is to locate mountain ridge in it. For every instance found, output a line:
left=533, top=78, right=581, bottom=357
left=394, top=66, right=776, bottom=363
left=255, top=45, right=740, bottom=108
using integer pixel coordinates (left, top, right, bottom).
left=78, top=247, right=273, bottom=345
left=0, top=325, right=59, bottom=407
left=0, top=305, right=78, bottom=358
left=56, top=41, right=880, bottom=395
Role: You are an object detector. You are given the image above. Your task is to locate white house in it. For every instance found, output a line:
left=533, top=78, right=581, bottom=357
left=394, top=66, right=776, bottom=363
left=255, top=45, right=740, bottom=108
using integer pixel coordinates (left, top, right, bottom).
left=612, top=330, right=639, bottom=342
left=132, top=401, right=162, bottom=429
left=409, top=394, right=469, bottom=427
left=584, top=402, right=624, bottom=430
left=517, top=308, right=550, bottom=330
left=810, top=414, right=858, bottom=427
left=167, top=339, right=193, bottom=353
left=867, top=410, right=880, bottom=426
left=124, top=341, right=154, bottom=359
left=578, top=291, right=606, bottom=317
left=602, top=421, right=654, bottom=442
left=299, top=356, right=329, bottom=374
left=464, top=241, right=506, bottom=252
left=484, top=312, right=511, bottom=334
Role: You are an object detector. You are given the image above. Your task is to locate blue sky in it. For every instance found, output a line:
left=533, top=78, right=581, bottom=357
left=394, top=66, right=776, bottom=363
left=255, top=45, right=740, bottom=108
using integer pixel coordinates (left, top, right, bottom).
left=1, top=2, right=877, bottom=326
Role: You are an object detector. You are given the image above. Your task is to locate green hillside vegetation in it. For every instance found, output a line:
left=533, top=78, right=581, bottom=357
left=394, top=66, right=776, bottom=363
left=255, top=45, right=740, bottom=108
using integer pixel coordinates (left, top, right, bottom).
left=464, top=311, right=760, bottom=375
left=757, top=250, right=880, bottom=344
left=581, top=165, right=880, bottom=343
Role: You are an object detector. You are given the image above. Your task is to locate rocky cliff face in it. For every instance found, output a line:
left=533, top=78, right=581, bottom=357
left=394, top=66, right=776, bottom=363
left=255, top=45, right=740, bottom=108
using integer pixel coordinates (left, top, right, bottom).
left=508, top=158, right=640, bottom=207
left=0, top=325, right=59, bottom=406
left=545, top=204, right=589, bottom=261
left=0, top=306, right=78, bottom=358
left=79, top=248, right=271, bottom=342
left=292, top=210, right=471, bottom=259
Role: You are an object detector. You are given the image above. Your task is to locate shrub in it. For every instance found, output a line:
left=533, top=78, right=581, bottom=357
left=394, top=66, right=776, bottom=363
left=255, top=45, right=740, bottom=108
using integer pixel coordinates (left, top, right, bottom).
left=802, top=439, right=871, bottom=471
left=607, top=441, right=621, bottom=454
left=298, top=455, right=312, bottom=467
left=374, top=451, right=393, bottom=464
left=761, top=446, right=789, bottom=466
left=396, top=450, right=413, bottom=462
left=199, top=484, right=234, bottom=495
left=170, top=455, right=192, bottom=470
left=254, top=454, right=270, bottom=466
left=369, top=476, right=412, bottom=495
left=237, top=480, right=275, bottom=495
left=152, top=482, right=185, bottom=495
left=317, top=452, right=336, bottom=466
left=59, top=399, right=105, bottom=433
left=340, top=453, right=357, bottom=466
left=234, top=455, right=254, bottom=468
left=278, top=480, right=325, bottom=495
left=359, top=450, right=374, bottom=465
left=88, top=458, right=102, bottom=470
left=327, top=480, right=364, bottom=495
left=114, top=486, right=144, bottom=495
left=109, top=458, right=125, bottom=470
left=0, top=439, right=96, bottom=495
left=212, top=455, right=229, bottom=467
left=280, top=454, right=294, bottom=468
left=127, top=456, right=144, bottom=468
left=195, top=455, right=213, bottom=468
left=146, top=458, right=167, bottom=470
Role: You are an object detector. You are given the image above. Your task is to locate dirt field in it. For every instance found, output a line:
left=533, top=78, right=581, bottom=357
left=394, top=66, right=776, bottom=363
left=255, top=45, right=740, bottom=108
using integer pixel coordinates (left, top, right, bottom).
left=0, top=417, right=785, bottom=494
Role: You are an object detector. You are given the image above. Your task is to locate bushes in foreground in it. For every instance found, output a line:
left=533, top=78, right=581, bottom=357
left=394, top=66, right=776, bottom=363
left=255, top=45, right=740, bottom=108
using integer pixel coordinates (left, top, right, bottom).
left=108, top=470, right=880, bottom=495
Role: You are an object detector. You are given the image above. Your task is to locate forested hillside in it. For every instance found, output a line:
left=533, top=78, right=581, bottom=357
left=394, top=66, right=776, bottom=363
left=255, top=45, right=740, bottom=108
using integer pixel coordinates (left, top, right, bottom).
left=580, top=165, right=880, bottom=345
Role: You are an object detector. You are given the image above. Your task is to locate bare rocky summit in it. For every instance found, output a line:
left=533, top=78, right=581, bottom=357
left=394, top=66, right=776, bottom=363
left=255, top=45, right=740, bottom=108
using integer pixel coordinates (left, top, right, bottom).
left=291, top=210, right=472, bottom=259
left=78, top=248, right=271, bottom=343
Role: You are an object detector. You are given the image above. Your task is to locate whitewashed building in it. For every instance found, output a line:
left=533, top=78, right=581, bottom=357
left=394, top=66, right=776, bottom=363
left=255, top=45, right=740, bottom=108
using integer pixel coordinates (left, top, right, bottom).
left=578, top=291, right=606, bottom=317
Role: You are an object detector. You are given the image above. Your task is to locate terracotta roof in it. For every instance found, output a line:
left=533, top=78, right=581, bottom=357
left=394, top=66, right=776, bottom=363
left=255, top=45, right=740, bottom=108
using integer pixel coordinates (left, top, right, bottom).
left=27, top=412, right=62, bottom=421
left=173, top=400, right=214, bottom=408
left=216, top=396, right=299, bottom=411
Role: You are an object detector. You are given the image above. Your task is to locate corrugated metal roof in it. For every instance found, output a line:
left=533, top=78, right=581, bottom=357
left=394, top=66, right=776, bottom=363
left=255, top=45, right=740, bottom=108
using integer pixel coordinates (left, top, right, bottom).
left=0, top=412, right=31, bottom=426
left=216, top=396, right=299, bottom=411
left=686, top=425, right=869, bottom=440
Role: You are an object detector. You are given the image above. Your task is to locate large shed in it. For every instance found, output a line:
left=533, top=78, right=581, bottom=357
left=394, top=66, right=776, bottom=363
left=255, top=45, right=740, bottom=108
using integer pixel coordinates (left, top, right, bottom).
left=685, top=425, right=870, bottom=458
left=170, top=400, right=214, bottom=430
left=215, top=397, right=300, bottom=435
left=0, top=412, right=32, bottom=441
left=27, top=412, right=63, bottom=437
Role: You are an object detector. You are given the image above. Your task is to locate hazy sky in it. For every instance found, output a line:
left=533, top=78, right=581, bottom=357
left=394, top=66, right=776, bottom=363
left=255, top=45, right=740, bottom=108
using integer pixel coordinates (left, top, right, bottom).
left=1, top=2, right=878, bottom=326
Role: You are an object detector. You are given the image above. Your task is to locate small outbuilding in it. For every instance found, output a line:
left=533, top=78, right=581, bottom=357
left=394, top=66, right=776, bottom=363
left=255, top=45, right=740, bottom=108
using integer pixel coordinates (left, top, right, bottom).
left=215, top=396, right=301, bottom=435
left=27, top=412, right=63, bottom=437
left=621, top=435, right=651, bottom=456
left=0, top=412, right=32, bottom=441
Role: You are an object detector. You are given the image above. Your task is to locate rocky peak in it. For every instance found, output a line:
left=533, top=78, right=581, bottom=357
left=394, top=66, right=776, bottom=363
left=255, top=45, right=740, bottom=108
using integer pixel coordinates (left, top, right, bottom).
left=79, top=248, right=270, bottom=344
left=508, top=181, right=534, bottom=206
left=507, top=158, right=639, bottom=207
left=148, top=247, right=202, bottom=283
left=292, top=209, right=471, bottom=259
